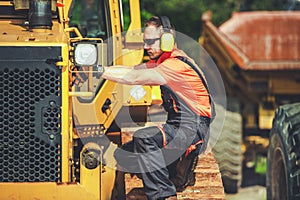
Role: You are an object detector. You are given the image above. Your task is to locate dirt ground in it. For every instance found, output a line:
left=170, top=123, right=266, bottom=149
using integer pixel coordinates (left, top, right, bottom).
left=226, top=186, right=266, bottom=200
left=226, top=165, right=267, bottom=200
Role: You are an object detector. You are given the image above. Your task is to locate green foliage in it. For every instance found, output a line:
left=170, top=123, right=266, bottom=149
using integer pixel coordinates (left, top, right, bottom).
left=140, top=0, right=241, bottom=39
left=139, top=0, right=292, bottom=39
left=121, top=0, right=294, bottom=39
left=121, top=0, right=153, bottom=31
left=121, top=0, right=130, bottom=31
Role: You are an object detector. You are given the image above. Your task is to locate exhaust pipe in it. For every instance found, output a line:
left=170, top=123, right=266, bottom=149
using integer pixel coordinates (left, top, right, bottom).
left=28, top=0, right=53, bottom=30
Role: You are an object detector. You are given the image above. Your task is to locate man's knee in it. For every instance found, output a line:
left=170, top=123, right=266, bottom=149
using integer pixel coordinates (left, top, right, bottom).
left=133, top=126, right=160, bottom=139
left=133, top=126, right=163, bottom=150
left=114, top=141, right=139, bottom=172
left=133, top=135, right=150, bottom=153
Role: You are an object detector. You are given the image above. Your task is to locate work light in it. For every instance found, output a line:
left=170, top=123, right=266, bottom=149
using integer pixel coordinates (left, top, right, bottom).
left=74, top=43, right=97, bottom=66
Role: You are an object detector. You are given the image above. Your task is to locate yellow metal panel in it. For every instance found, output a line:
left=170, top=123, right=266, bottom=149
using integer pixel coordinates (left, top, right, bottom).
left=0, top=182, right=99, bottom=200
left=60, top=44, right=71, bottom=182
left=151, top=86, right=163, bottom=105
left=120, top=47, right=144, bottom=66
left=80, top=145, right=102, bottom=199
left=109, top=0, right=123, bottom=65
left=101, top=142, right=117, bottom=199
left=72, top=80, right=123, bottom=127
left=128, top=0, right=141, bottom=31
left=120, top=0, right=144, bottom=67
left=79, top=142, right=117, bottom=200
left=258, top=103, right=275, bottom=130
left=0, top=21, right=68, bottom=45
left=122, top=85, right=152, bottom=106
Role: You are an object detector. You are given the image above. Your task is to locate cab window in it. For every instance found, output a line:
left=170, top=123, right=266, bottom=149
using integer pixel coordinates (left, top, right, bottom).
left=69, top=0, right=107, bottom=38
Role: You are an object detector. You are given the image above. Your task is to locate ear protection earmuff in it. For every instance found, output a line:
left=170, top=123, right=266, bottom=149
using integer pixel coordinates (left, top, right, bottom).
left=159, top=16, right=175, bottom=52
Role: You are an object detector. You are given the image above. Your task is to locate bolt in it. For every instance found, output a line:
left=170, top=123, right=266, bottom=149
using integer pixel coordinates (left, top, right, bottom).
left=49, top=101, right=56, bottom=107
left=49, top=134, right=55, bottom=140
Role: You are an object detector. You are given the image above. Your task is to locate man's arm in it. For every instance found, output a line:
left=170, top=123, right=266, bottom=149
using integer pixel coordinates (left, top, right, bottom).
left=102, top=65, right=166, bottom=85
left=133, top=63, right=147, bottom=69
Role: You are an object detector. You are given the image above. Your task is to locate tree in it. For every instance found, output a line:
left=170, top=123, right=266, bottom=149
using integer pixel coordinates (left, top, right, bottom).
left=139, top=0, right=296, bottom=39
left=140, top=0, right=240, bottom=39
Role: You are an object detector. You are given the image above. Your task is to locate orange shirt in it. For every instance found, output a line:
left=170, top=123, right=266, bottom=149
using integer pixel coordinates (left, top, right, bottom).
left=146, top=49, right=211, bottom=118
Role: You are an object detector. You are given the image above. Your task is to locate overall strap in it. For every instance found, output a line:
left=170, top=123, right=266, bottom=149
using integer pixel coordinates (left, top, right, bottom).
left=175, top=56, right=215, bottom=120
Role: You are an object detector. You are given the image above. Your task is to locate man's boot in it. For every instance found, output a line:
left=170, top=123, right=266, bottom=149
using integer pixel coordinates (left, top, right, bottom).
left=170, top=155, right=198, bottom=192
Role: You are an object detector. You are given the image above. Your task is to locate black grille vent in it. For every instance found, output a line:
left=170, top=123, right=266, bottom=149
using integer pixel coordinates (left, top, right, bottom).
left=0, top=61, right=62, bottom=182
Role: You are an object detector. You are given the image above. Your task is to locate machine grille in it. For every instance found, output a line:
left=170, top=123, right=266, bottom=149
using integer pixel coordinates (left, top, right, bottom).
left=0, top=57, right=62, bottom=182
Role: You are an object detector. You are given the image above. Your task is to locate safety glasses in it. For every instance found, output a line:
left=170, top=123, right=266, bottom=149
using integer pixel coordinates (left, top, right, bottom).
left=143, top=38, right=160, bottom=45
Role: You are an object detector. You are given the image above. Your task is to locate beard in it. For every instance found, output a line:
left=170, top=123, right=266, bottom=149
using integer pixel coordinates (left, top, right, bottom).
left=147, top=49, right=163, bottom=60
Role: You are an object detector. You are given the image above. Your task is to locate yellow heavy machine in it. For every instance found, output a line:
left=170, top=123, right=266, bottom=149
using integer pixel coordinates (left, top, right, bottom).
left=200, top=11, right=300, bottom=197
left=0, top=0, right=153, bottom=199
left=0, top=1, right=226, bottom=199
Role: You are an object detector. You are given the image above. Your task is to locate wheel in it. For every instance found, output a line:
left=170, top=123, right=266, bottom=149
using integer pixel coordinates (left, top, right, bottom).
left=267, top=103, right=300, bottom=200
left=212, top=99, right=242, bottom=193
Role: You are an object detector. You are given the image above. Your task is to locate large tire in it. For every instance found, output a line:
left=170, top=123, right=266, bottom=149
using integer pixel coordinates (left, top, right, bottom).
left=267, top=103, right=300, bottom=200
left=212, top=99, right=243, bottom=194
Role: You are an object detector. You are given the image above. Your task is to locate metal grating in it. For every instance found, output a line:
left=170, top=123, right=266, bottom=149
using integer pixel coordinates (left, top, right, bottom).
left=0, top=61, right=62, bottom=182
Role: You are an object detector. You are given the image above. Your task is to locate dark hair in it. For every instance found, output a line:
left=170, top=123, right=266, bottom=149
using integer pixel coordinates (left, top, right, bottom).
left=144, top=16, right=162, bottom=28
left=144, top=16, right=175, bottom=33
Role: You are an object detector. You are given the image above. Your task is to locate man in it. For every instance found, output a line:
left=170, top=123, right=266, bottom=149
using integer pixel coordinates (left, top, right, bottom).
left=103, top=16, right=212, bottom=200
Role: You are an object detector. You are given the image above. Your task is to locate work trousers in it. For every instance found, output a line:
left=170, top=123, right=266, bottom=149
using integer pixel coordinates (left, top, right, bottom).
left=114, top=117, right=210, bottom=200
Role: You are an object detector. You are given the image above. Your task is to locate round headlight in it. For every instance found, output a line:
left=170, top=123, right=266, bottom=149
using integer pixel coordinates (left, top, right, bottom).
left=74, top=43, right=97, bottom=65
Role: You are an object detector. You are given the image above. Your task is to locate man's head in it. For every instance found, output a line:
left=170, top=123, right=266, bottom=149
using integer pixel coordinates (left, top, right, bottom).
left=143, top=16, right=175, bottom=60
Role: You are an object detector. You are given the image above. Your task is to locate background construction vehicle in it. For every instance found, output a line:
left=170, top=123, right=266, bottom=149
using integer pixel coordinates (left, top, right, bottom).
left=0, top=0, right=225, bottom=199
left=200, top=10, right=300, bottom=196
